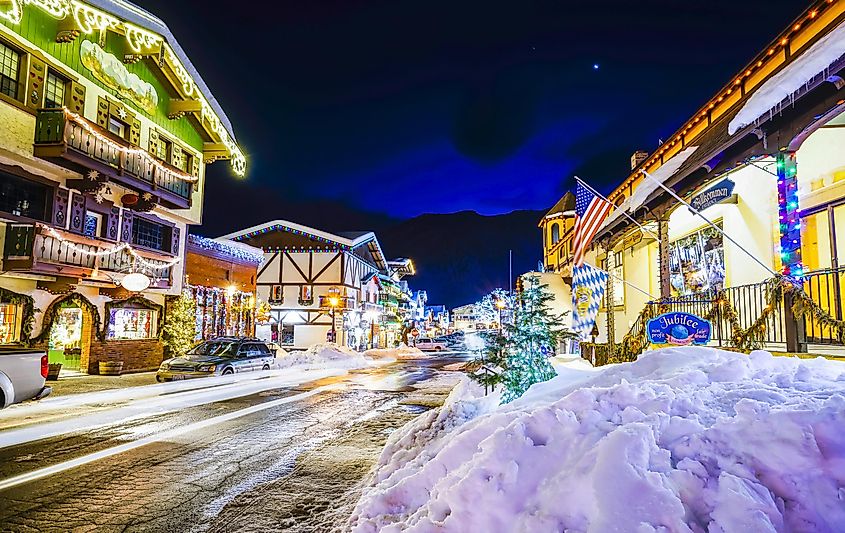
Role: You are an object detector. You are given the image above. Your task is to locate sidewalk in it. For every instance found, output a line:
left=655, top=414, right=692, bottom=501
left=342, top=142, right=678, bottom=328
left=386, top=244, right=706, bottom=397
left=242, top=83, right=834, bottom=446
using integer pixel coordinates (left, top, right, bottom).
left=46, top=370, right=158, bottom=397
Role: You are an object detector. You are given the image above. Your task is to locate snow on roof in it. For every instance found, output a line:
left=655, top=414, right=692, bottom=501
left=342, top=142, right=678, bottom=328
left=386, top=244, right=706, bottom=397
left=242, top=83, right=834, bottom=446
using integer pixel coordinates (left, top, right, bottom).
left=729, top=20, right=845, bottom=135
left=220, top=220, right=376, bottom=248
left=598, top=145, right=698, bottom=233
left=87, top=0, right=237, bottom=141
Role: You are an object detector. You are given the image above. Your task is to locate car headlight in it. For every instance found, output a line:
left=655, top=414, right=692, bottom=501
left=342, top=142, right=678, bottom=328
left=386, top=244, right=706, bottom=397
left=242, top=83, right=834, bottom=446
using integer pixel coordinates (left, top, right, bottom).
left=198, top=364, right=216, bottom=372
left=159, top=363, right=169, bottom=370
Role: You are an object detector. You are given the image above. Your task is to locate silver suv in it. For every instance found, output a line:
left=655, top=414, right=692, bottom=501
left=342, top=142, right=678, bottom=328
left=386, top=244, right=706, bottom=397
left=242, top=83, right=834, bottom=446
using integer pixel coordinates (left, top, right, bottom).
left=157, top=337, right=276, bottom=382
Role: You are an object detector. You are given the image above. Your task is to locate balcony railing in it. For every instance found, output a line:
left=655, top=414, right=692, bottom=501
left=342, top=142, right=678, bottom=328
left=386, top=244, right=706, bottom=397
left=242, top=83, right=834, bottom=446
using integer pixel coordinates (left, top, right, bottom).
left=3, top=224, right=174, bottom=286
left=33, top=109, right=193, bottom=208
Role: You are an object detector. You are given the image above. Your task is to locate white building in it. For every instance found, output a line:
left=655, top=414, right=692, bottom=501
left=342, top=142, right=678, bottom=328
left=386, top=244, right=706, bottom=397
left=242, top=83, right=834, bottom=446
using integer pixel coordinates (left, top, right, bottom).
left=223, top=221, right=388, bottom=349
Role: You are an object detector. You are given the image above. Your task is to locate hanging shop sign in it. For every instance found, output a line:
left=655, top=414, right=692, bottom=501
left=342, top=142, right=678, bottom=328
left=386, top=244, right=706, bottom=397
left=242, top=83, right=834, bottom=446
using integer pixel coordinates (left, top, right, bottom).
left=623, top=230, right=643, bottom=250
left=647, top=312, right=711, bottom=346
left=689, top=178, right=736, bottom=213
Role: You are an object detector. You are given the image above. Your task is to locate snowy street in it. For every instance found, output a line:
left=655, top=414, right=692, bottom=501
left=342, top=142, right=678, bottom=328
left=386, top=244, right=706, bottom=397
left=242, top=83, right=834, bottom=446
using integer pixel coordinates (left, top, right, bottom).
left=0, top=352, right=469, bottom=532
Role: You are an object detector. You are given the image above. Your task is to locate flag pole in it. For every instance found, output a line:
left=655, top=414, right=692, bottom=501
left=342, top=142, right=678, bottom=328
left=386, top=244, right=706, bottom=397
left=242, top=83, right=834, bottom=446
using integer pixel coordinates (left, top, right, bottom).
left=586, top=262, right=658, bottom=300
left=639, top=170, right=780, bottom=279
left=575, top=176, right=662, bottom=242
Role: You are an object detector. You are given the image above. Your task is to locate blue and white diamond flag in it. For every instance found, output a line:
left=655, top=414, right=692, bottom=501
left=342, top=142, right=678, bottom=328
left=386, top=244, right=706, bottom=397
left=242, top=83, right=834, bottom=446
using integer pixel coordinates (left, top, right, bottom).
left=571, top=263, right=608, bottom=340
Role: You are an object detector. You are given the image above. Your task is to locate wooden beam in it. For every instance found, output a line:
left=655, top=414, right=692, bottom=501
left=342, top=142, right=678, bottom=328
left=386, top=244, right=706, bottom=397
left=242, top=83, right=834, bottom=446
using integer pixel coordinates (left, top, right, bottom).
left=203, top=142, right=229, bottom=162
left=168, top=98, right=202, bottom=119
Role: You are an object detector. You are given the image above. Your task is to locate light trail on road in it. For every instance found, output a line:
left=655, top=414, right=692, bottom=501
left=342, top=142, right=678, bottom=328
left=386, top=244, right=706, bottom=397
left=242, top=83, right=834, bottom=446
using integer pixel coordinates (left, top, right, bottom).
left=0, top=384, right=342, bottom=492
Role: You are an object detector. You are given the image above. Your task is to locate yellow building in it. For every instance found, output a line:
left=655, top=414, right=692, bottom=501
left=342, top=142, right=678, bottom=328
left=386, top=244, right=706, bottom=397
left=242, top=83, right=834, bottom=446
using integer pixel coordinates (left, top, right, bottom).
left=553, top=0, right=845, bottom=355
left=540, top=192, right=575, bottom=277
left=0, top=1, right=245, bottom=372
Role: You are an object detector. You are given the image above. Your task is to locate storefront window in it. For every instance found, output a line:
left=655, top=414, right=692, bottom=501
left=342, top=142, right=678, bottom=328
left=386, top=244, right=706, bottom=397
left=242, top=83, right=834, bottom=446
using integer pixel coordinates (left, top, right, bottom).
left=670, top=224, right=725, bottom=295
left=108, top=308, right=158, bottom=340
left=0, top=303, right=19, bottom=343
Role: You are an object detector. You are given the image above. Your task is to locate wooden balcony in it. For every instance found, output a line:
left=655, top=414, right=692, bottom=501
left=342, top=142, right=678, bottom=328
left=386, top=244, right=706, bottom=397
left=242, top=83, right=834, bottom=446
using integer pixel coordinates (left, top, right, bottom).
left=33, top=109, right=193, bottom=210
left=3, top=224, right=174, bottom=287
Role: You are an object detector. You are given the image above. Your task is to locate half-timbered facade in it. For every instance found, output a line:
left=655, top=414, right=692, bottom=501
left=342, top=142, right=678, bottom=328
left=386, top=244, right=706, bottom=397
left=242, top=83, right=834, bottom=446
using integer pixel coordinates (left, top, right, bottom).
left=223, top=221, right=389, bottom=349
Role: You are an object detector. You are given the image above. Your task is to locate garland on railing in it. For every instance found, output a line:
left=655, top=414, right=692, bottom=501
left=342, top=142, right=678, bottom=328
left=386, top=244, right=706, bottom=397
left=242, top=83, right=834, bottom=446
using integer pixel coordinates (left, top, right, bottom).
left=607, top=275, right=845, bottom=365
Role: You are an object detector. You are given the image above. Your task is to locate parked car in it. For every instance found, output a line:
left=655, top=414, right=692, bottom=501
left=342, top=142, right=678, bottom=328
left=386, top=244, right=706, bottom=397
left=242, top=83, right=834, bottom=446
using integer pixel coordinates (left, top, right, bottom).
left=0, top=348, right=51, bottom=409
left=414, top=337, right=447, bottom=351
left=157, top=337, right=276, bottom=382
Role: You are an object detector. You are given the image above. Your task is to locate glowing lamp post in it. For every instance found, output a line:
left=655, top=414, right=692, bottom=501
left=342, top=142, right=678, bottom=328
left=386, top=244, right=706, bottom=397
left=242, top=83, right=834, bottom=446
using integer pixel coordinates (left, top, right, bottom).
left=495, top=297, right=507, bottom=332
left=322, top=287, right=342, bottom=343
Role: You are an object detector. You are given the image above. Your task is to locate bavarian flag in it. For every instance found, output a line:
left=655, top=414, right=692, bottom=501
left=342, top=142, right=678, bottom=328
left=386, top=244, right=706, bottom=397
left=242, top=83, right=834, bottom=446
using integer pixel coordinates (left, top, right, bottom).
left=571, top=263, right=608, bottom=340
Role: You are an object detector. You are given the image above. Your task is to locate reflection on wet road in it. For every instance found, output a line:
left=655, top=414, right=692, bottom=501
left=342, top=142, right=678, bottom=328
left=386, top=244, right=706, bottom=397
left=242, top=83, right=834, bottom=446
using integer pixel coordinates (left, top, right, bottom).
left=0, top=353, right=469, bottom=533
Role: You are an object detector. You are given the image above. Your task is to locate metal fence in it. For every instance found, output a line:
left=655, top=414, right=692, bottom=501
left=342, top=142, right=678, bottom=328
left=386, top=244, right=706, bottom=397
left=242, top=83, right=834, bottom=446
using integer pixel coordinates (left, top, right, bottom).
left=802, top=266, right=845, bottom=345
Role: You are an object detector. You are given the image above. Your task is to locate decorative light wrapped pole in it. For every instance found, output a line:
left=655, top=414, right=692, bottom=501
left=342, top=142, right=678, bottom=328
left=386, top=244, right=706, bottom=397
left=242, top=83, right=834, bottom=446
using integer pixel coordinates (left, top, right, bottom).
left=776, top=152, right=803, bottom=278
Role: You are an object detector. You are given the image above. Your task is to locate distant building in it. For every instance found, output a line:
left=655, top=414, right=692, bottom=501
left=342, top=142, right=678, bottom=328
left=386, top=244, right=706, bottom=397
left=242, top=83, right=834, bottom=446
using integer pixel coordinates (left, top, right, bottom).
left=451, top=304, right=478, bottom=332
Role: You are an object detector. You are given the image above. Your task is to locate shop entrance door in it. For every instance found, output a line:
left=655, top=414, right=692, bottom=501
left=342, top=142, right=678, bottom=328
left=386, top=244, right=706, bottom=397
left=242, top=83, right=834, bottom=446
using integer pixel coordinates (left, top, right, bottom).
left=801, top=204, right=845, bottom=341
left=49, top=306, right=83, bottom=371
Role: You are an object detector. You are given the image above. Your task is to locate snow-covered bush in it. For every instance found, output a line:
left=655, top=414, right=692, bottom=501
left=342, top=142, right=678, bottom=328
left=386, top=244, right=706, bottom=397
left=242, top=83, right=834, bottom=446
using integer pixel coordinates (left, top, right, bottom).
left=349, top=347, right=845, bottom=532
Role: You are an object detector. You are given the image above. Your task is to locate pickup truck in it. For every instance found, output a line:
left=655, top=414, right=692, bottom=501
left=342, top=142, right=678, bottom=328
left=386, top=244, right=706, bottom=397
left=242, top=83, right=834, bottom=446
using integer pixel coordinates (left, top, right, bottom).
left=414, top=338, right=447, bottom=351
left=0, top=348, right=51, bottom=409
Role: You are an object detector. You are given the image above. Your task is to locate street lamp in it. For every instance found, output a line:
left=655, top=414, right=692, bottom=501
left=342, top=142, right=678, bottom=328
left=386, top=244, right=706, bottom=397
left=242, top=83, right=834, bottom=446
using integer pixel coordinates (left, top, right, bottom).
left=325, top=287, right=342, bottom=344
left=495, top=297, right=507, bottom=333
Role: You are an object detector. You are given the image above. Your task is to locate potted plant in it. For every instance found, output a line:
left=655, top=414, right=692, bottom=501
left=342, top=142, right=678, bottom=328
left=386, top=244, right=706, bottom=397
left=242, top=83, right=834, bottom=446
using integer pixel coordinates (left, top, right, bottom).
left=46, top=362, right=62, bottom=381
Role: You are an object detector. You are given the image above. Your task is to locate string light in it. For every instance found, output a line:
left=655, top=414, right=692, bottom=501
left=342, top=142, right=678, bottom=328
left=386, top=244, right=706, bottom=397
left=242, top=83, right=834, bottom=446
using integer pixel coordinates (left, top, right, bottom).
left=62, top=107, right=199, bottom=184
left=43, top=225, right=181, bottom=270
left=1, top=0, right=246, bottom=176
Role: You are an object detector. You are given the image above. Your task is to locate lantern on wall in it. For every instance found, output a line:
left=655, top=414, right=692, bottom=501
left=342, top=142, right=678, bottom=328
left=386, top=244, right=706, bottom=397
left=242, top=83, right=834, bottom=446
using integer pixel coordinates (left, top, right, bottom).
left=121, top=272, right=151, bottom=292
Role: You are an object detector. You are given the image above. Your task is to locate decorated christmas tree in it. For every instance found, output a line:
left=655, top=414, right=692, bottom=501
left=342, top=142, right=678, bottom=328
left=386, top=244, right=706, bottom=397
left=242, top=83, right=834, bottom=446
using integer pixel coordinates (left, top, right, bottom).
left=470, top=276, right=574, bottom=403
left=162, top=292, right=198, bottom=357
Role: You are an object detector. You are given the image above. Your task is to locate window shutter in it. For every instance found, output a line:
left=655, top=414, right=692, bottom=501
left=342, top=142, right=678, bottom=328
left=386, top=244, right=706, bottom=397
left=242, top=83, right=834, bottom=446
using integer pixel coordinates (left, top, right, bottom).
left=96, top=97, right=109, bottom=129
left=69, top=192, right=86, bottom=233
left=106, top=206, right=120, bottom=241
left=63, top=81, right=85, bottom=115
left=170, top=226, right=181, bottom=255
left=26, top=56, right=46, bottom=110
left=129, top=117, right=141, bottom=146
left=191, top=152, right=200, bottom=177
left=52, top=188, right=69, bottom=228
left=120, top=209, right=134, bottom=242
left=148, top=128, right=159, bottom=158
left=171, top=144, right=183, bottom=169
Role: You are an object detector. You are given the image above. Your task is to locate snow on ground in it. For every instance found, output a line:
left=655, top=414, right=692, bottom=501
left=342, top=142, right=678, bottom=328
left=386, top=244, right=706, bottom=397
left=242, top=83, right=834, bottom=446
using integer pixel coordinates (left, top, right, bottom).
left=278, top=342, right=372, bottom=370
left=365, top=345, right=427, bottom=361
left=349, top=347, right=845, bottom=532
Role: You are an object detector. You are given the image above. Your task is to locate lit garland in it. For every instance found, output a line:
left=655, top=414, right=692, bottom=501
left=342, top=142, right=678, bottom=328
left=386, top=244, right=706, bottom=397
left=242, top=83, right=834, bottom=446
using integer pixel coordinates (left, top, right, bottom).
left=235, top=224, right=352, bottom=251
left=0, top=0, right=246, bottom=176
left=43, top=225, right=181, bottom=270
left=62, top=107, right=199, bottom=184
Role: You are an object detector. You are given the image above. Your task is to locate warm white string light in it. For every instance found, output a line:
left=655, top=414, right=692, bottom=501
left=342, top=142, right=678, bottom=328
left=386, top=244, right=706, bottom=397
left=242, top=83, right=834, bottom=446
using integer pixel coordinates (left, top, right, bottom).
left=62, top=107, right=199, bottom=184
left=43, top=225, right=181, bottom=270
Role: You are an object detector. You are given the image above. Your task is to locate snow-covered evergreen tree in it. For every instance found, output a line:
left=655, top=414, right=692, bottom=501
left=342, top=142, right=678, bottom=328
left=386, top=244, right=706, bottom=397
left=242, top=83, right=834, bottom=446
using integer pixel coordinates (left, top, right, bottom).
left=501, top=275, right=572, bottom=403
left=470, top=276, right=575, bottom=403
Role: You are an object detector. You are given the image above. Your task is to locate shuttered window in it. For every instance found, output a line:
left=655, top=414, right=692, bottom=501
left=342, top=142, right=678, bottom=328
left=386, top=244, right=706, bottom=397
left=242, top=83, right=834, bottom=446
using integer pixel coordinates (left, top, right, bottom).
left=0, top=41, right=20, bottom=100
left=44, top=71, right=65, bottom=109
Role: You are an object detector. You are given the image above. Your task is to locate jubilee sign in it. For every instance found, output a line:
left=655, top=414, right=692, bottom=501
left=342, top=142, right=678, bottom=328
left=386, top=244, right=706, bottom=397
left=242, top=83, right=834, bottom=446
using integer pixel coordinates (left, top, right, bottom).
left=647, top=312, right=711, bottom=346
left=689, top=178, right=735, bottom=213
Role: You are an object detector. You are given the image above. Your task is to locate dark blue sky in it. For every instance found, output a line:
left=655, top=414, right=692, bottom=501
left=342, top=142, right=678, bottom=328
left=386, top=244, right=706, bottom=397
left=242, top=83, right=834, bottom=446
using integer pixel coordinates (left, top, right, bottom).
left=141, top=0, right=807, bottom=224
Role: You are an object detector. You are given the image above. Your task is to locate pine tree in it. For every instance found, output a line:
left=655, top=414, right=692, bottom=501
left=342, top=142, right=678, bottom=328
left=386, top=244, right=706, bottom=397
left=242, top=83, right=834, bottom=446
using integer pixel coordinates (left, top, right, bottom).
left=162, top=293, right=198, bottom=357
left=500, top=275, right=572, bottom=403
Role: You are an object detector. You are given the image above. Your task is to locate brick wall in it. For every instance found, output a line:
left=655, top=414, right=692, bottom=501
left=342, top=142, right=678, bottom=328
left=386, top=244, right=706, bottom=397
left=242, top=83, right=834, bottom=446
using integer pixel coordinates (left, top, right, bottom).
left=86, top=338, right=164, bottom=374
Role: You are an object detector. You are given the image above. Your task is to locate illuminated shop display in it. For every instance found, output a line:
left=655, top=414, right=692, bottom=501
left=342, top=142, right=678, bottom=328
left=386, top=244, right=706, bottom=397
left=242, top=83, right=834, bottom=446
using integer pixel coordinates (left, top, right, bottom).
left=669, top=224, right=725, bottom=296
left=108, top=308, right=158, bottom=339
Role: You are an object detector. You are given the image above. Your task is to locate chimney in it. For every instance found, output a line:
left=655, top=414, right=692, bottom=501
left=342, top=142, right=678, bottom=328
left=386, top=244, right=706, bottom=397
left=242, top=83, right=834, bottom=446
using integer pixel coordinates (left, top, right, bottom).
left=631, top=150, right=648, bottom=170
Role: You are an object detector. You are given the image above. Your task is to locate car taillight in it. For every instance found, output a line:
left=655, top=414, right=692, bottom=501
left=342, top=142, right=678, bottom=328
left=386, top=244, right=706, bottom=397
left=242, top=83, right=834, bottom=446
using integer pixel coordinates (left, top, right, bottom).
left=41, top=354, right=48, bottom=379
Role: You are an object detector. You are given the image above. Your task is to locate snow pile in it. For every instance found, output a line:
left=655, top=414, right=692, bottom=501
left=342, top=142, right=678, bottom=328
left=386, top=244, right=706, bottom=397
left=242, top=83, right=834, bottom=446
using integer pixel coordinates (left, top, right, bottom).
left=349, top=347, right=845, bottom=532
left=729, top=21, right=845, bottom=135
left=278, top=343, right=370, bottom=370
left=365, top=344, right=427, bottom=360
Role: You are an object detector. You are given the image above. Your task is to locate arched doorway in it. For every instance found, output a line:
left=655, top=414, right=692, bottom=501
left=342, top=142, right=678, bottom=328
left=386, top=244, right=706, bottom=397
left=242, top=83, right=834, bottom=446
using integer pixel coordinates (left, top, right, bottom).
left=48, top=302, right=84, bottom=370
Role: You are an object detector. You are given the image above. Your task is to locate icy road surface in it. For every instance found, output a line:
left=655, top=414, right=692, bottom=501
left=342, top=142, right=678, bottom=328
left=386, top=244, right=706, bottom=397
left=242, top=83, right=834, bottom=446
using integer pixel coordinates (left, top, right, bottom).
left=0, top=353, right=469, bottom=532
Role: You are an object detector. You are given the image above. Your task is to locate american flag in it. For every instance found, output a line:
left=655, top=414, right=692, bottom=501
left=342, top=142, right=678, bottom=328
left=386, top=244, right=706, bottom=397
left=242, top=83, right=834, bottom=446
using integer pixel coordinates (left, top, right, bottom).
left=573, top=180, right=613, bottom=266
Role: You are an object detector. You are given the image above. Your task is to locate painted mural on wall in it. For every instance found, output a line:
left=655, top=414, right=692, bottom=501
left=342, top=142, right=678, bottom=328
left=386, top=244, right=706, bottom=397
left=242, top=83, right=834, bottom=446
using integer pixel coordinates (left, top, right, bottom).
left=80, top=40, right=158, bottom=114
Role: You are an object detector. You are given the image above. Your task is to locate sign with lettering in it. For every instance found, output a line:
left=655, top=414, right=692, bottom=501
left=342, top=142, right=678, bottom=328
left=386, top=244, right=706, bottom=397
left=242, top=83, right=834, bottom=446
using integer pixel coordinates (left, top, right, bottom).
left=623, top=230, right=643, bottom=250
left=689, top=178, right=735, bottom=213
left=647, top=312, right=711, bottom=346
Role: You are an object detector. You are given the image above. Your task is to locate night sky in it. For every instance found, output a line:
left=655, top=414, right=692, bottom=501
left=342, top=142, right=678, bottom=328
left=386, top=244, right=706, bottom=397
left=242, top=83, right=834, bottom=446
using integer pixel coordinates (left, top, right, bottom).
left=139, top=0, right=807, bottom=230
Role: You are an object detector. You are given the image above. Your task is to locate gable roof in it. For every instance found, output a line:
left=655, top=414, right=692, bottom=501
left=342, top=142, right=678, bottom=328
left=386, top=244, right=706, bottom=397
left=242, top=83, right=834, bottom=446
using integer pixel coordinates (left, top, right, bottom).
left=543, top=192, right=575, bottom=219
left=221, top=220, right=388, bottom=270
